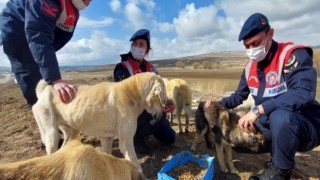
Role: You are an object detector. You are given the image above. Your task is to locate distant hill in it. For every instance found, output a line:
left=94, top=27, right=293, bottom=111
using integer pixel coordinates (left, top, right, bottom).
left=312, top=45, right=320, bottom=50
left=150, top=51, right=247, bottom=67
left=63, top=51, right=248, bottom=72
left=0, top=66, right=11, bottom=74
left=1, top=47, right=319, bottom=73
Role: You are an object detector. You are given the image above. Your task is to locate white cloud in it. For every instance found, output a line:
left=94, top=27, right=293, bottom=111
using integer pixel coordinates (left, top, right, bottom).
left=57, top=30, right=127, bottom=66
left=216, top=0, right=320, bottom=46
left=109, top=0, right=121, bottom=12
left=138, top=0, right=155, bottom=11
left=173, top=3, right=218, bottom=39
left=123, top=0, right=155, bottom=29
left=150, top=2, right=242, bottom=59
left=124, top=3, right=147, bottom=29
left=1, top=0, right=320, bottom=67
left=150, top=0, right=320, bottom=60
left=77, top=16, right=114, bottom=28
left=154, top=21, right=174, bottom=33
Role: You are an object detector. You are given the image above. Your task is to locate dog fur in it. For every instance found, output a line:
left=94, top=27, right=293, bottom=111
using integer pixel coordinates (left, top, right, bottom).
left=32, top=72, right=168, bottom=173
left=191, top=101, right=264, bottom=173
left=165, top=78, right=195, bottom=133
left=0, top=140, right=145, bottom=180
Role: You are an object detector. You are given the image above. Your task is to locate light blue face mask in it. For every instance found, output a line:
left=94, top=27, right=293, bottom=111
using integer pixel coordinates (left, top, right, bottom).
left=130, top=46, right=146, bottom=60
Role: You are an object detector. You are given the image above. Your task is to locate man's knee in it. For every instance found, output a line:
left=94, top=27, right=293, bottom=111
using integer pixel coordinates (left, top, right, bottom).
left=269, top=109, right=299, bottom=129
left=153, top=121, right=176, bottom=145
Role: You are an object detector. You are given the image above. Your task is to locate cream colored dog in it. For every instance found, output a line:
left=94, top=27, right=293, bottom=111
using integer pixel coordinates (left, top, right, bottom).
left=165, top=78, right=195, bottom=133
left=32, top=72, right=168, bottom=173
left=0, top=140, right=145, bottom=180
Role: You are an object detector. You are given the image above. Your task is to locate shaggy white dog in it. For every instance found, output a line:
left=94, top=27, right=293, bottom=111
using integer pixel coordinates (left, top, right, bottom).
left=32, top=72, right=168, bottom=173
left=0, top=140, right=145, bottom=180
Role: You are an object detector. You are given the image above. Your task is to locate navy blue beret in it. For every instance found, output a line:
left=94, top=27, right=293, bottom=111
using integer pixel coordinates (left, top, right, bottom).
left=238, top=13, right=269, bottom=41
left=130, top=29, right=151, bottom=48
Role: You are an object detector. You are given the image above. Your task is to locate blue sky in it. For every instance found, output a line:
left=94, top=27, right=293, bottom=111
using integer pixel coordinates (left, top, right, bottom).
left=1, top=0, right=320, bottom=67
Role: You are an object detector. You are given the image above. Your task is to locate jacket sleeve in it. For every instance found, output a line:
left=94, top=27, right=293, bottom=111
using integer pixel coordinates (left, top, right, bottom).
left=113, top=63, right=131, bottom=82
left=220, top=71, right=251, bottom=109
left=24, top=0, right=61, bottom=83
left=262, top=48, right=317, bottom=115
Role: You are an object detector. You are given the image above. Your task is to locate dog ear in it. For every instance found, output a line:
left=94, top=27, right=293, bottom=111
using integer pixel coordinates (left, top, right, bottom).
left=146, top=77, right=167, bottom=108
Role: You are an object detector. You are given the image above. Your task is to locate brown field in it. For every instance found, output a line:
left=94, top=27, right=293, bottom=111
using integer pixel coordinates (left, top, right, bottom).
left=0, top=67, right=320, bottom=180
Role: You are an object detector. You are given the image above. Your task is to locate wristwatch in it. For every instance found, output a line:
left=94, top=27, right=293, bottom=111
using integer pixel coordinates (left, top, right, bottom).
left=252, top=106, right=260, bottom=117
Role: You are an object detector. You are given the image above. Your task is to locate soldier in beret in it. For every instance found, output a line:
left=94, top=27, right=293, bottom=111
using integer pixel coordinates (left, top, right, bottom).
left=0, top=0, right=92, bottom=107
left=113, top=29, right=176, bottom=155
left=206, top=13, right=320, bottom=179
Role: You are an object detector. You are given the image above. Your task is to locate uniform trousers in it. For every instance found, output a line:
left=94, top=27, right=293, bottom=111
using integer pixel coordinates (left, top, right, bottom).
left=255, top=109, right=320, bottom=170
left=6, top=42, right=41, bottom=106
left=135, top=110, right=176, bottom=145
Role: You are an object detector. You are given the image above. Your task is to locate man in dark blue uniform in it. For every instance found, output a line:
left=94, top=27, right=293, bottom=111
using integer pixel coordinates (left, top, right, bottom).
left=0, top=0, right=91, bottom=107
left=206, top=13, right=320, bottom=179
left=114, top=29, right=176, bottom=155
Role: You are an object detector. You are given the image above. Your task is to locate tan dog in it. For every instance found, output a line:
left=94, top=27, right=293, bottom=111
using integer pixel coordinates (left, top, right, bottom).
left=32, top=72, right=168, bottom=173
left=165, top=78, right=194, bottom=133
left=0, top=140, right=145, bottom=180
left=191, top=101, right=264, bottom=173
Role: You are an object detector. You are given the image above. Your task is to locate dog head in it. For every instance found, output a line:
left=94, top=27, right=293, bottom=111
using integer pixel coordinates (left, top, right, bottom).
left=136, top=72, right=168, bottom=120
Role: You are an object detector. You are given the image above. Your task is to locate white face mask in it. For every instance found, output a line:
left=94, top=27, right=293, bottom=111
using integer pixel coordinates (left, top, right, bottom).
left=246, top=36, right=269, bottom=63
left=71, top=0, right=88, bottom=10
left=130, top=46, right=146, bottom=60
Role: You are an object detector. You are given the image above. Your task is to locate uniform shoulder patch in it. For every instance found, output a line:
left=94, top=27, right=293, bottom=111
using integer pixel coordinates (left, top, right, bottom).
left=284, top=54, right=299, bottom=73
left=285, top=54, right=296, bottom=67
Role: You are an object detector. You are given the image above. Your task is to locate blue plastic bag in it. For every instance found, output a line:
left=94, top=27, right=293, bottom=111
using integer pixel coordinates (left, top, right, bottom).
left=158, top=150, right=214, bottom=180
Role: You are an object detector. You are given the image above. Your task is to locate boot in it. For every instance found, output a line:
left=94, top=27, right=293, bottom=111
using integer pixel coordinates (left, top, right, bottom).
left=249, top=163, right=291, bottom=180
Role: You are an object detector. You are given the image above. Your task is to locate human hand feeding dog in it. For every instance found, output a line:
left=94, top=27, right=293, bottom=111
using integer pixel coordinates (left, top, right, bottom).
left=238, top=105, right=265, bottom=133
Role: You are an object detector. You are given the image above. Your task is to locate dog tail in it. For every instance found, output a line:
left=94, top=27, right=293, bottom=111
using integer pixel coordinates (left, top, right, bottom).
left=183, top=102, right=196, bottom=117
left=182, top=86, right=196, bottom=117
left=36, top=79, right=48, bottom=98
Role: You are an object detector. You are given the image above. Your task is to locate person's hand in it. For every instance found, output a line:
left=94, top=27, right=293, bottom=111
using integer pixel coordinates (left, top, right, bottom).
left=238, top=111, right=258, bottom=132
left=205, top=97, right=218, bottom=108
left=163, top=100, right=175, bottom=113
left=52, top=79, right=77, bottom=104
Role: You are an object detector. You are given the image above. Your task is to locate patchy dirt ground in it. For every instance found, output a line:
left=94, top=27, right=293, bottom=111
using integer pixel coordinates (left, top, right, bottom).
left=0, top=71, right=320, bottom=180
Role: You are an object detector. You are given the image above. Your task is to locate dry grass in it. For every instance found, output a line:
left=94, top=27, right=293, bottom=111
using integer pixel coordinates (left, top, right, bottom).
left=1, top=66, right=320, bottom=179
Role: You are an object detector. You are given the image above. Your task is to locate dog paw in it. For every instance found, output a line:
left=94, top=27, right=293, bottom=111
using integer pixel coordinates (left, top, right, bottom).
left=191, top=146, right=196, bottom=151
left=221, top=167, right=229, bottom=173
left=230, top=167, right=239, bottom=173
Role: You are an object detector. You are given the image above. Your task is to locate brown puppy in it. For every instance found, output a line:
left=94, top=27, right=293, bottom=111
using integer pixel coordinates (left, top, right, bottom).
left=32, top=72, right=168, bottom=173
left=191, top=101, right=264, bottom=173
left=0, top=140, right=145, bottom=180
left=165, top=78, right=195, bottom=133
